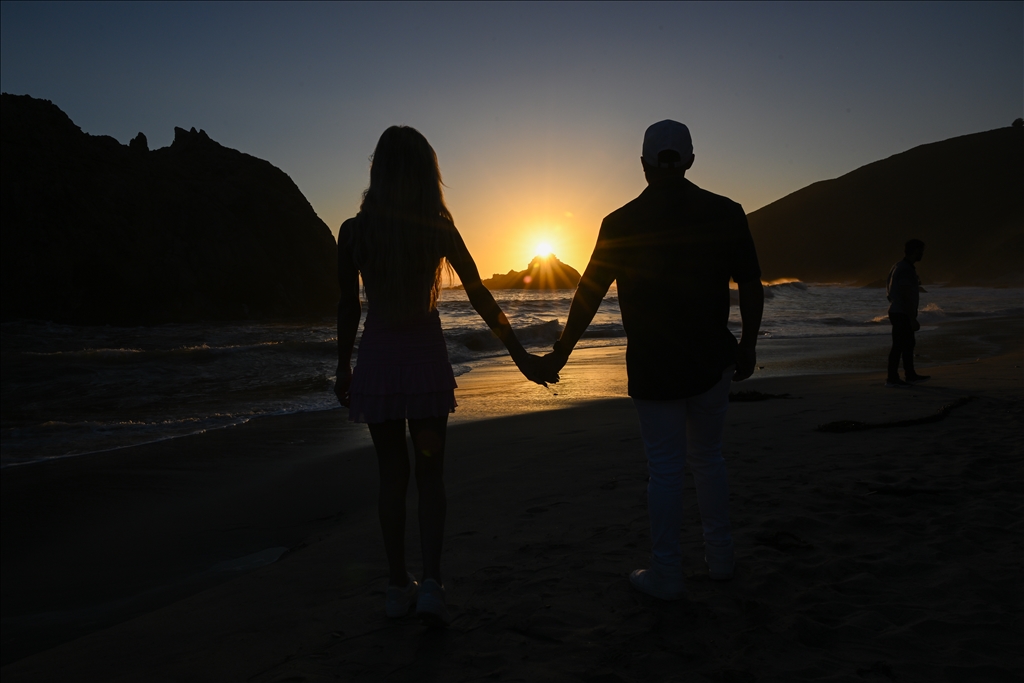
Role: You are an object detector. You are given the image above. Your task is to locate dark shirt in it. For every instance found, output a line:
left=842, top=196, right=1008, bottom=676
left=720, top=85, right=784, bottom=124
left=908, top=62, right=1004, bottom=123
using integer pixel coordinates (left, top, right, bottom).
left=886, top=259, right=920, bottom=318
left=585, top=177, right=761, bottom=399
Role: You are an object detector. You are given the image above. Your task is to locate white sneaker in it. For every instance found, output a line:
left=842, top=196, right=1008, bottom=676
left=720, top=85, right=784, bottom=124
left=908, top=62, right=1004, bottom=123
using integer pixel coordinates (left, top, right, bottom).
left=416, top=579, right=451, bottom=626
left=629, top=561, right=686, bottom=600
left=384, top=573, right=419, bottom=618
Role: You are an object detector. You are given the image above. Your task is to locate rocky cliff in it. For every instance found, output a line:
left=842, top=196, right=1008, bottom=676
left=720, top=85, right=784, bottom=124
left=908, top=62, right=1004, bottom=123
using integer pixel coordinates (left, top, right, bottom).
left=0, top=94, right=338, bottom=323
left=746, top=126, right=1023, bottom=286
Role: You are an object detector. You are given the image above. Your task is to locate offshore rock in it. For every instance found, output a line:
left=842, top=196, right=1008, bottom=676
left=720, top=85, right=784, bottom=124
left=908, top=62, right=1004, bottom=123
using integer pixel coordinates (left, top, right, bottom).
left=473, top=254, right=582, bottom=290
left=0, top=93, right=338, bottom=323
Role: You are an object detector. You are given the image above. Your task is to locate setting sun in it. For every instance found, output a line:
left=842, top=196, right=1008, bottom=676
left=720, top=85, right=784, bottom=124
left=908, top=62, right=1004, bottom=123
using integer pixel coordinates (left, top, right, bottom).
left=535, top=241, right=553, bottom=257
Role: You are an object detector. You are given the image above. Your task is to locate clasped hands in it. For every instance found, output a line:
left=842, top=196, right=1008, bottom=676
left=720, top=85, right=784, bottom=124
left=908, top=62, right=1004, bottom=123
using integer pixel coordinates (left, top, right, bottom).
left=515, top=347, right=569, bottom=387
left=336, top=345, right=569, bottom=405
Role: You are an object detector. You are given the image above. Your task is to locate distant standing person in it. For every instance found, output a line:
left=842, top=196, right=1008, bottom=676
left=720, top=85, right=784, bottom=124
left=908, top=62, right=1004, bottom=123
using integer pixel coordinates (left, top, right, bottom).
left=885, top=239, right=930, bottom=387
left=335, top=126, right=547, bottom=625
left=541, top=120, right=764, bottom=600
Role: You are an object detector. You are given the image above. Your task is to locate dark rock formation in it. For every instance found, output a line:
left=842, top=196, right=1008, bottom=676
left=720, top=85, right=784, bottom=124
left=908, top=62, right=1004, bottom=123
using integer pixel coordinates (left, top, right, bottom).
left=0, top=94, right=338, bottom=323
left=470, top=254, right=582, bottom=290
left=129, top=131, right=148, bottom=153
left=747, top=127, right=1023, bottom=286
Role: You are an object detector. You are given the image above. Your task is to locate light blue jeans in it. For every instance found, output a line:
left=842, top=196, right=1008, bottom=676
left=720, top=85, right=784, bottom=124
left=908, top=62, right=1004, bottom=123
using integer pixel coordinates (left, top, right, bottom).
left=633, top=368, right=734, bottom=571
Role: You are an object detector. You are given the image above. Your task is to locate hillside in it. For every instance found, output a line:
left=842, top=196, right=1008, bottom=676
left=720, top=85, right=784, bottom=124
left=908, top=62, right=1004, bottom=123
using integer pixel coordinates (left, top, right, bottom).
left=746, top=126, right=1023, bottom=286
left=0, top=94, right=339, bottom=323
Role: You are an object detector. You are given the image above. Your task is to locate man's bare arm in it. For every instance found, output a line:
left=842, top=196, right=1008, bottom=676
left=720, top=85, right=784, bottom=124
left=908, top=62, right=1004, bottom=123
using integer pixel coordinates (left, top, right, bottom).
left=546, top=260, right=614, bottom=372
left=734, top=279, right=764, bottom=381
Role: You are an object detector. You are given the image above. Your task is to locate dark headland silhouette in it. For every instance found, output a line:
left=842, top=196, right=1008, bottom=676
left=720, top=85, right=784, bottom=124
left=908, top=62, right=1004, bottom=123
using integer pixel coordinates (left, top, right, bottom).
left=747, top=125, right=1023, bottom=286
left=0, top=94, right=339, bottom=324
left=466, top=254, right=582, bottom=290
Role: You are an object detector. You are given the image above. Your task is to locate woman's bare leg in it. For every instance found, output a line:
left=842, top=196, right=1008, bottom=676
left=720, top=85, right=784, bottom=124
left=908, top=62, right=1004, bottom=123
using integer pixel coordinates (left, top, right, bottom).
left=368, top=419, right=411, bottom=587
left=409, top=415, right=448, bottom=584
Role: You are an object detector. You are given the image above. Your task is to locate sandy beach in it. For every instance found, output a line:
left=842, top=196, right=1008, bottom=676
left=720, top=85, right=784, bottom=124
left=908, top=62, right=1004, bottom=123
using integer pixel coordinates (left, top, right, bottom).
left=2, top=316, right=1022, bottom=682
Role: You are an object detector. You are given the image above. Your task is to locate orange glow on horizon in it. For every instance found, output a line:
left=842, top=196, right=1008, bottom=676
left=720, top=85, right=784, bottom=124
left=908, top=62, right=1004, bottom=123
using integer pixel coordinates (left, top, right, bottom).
left=438, top=159, right=649, bottom=283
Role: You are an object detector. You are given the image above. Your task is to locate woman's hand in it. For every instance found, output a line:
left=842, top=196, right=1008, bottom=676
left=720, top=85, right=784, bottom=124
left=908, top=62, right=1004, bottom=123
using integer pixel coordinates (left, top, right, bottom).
left=334, top=364, right=352, bottom=407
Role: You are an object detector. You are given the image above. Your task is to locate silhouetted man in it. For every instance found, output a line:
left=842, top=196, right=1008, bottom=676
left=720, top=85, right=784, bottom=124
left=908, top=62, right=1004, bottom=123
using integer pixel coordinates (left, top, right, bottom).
left=885, top=239, right=929, bottom=387
left=542, top=120, right=764, bottom=600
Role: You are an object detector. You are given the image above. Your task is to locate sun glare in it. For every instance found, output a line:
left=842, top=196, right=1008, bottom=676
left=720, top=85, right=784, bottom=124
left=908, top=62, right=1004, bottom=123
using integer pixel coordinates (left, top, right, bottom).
left=535, top=242, right=553, bottom=258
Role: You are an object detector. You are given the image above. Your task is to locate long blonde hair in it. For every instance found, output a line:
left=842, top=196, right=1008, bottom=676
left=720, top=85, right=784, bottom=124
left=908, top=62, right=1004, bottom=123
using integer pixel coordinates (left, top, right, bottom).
left=353, top=126, right=455, bottom=322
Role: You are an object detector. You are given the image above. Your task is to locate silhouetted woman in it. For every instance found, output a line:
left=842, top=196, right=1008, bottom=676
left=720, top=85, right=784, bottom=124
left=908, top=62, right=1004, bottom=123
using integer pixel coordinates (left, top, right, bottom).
left=335, top=126, right=545, bottom=626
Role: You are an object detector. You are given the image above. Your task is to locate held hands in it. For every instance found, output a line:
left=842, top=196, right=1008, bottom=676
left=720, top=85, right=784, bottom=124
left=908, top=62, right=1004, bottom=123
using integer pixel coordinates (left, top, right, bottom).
left=514, top=346, right=569, bottom=387
left=531, top=342, right=570, bottom=386
left=539, top=350, right=568, bottom=380
left=516, top=353, right=560, bottom=386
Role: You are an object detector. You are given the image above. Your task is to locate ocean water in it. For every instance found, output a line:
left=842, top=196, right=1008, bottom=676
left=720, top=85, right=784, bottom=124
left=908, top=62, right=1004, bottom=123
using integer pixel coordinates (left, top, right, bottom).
left=1, top=284, right=1020, bottom=466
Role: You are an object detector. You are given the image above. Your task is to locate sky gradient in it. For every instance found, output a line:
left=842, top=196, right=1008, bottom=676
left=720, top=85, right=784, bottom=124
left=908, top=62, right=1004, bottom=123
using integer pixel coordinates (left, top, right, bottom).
left=2, top=1, right=1021, bottom=277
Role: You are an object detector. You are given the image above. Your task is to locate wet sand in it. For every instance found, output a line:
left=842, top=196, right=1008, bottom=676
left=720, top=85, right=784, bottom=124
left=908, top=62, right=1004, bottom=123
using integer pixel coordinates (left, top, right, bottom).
left=2, top=317, right=1022, bottom=682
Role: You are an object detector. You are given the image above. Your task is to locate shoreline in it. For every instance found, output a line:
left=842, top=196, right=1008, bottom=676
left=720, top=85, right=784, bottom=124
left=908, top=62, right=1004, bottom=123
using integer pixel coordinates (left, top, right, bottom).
left=4, top=311, right=1020, bottom=469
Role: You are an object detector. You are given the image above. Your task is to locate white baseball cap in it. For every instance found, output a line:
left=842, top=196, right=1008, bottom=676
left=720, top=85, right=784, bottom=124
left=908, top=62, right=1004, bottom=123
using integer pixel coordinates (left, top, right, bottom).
left=642, top=120, right=693, bottom=168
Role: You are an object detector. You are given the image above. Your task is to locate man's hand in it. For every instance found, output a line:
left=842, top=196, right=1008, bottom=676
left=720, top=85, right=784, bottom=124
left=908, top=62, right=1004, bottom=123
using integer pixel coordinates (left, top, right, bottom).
left=539, top=348, right=569, bottom=381
left=334, top=364, right=352, bottom=407
left=735, top=278, right=764, bottom=382
left=528, top=356, right=561, bottom=387
left=733, top=342, right=756, bottom=382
